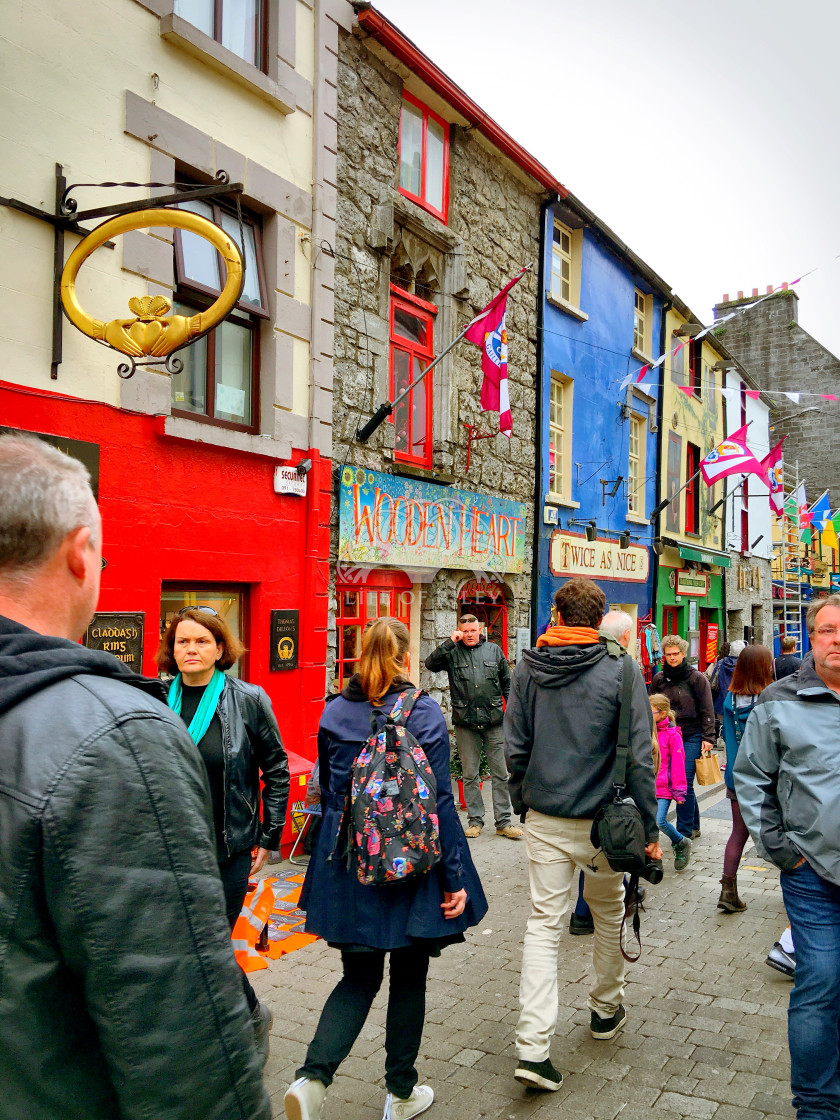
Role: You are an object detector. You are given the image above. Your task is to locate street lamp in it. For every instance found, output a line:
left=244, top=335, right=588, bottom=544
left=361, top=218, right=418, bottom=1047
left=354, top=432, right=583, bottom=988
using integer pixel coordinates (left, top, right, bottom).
left=769, top=406, right=820, bottom=431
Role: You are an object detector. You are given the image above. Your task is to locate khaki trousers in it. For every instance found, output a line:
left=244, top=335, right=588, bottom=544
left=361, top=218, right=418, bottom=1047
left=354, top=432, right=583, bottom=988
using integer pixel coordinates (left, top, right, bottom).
left=516, top=812, right=626, bottom=1061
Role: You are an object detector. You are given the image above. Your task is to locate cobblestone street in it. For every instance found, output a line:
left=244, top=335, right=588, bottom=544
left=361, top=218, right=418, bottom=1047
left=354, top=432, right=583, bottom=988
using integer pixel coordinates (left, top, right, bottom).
left=254, top=782, right=795, bottom=1120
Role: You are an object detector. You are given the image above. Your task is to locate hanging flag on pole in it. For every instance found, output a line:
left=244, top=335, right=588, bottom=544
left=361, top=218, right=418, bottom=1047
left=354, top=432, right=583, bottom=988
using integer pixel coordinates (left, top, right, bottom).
left=464, top=266, right=529, bottom=437
left=785, top=483, right=810, bottom=534
left=699, top=424, right=766, bottom=486
left=806, top=490, right=832, bottom=545
left=758, top=437, right=786, bottom=514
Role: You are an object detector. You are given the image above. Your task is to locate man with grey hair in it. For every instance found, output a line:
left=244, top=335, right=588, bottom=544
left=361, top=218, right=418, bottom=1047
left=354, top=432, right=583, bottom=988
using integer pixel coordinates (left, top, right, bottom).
left=0, top=434, right=270, bottom=1120
left=599, top=610, right=635, bottom=657
left=736, top=593, right=840, bottom=1120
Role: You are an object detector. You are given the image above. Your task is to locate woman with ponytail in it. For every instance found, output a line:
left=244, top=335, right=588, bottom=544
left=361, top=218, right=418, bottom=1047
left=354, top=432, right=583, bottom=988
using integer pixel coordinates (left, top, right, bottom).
left=286, top=617, right=487, bottom=1120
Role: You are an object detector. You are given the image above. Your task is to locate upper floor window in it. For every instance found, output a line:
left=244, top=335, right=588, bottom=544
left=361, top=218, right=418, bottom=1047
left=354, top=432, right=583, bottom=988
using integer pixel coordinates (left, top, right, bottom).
left=171, top=195, right=268, bottom=431
left=633, top=289, right=647, bottom=355
left=390, top=286, right=436, bottom=467
left=628, top=413, right=646, bottom=516
left=670, top=330, right=685, bottom=384
left=398, top=93, right=449, bottom=222
left=551, top=223, right=573, bottom=304
left=174, top=0, right=266, bottom=69
left=666, top=433, right=682, bottom=533
left=685, top=442, right=700, bottom=534
left=548, top=373, right=573, bottom=501
left=688, top=338, right=702, bottom=398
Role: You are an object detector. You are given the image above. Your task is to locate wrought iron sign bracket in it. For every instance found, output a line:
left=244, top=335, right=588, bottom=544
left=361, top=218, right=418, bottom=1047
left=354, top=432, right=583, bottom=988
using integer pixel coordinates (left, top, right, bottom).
left=463, top=422, right=498, bottom=472
left=0, top=164, right=243, bottom=378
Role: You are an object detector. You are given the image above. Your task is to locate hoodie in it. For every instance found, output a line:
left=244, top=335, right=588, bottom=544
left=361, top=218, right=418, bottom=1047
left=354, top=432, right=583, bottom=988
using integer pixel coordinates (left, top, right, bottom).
left=504, top=642, right=658, bottom=841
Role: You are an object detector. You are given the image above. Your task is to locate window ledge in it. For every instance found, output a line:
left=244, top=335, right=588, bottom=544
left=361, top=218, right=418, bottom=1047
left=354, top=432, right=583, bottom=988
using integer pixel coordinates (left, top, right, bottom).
left=546, top=293, right=588, bottom=322
left=545, top=494, right=580, bottom=509
left=626, top=512, right=649, bottom=525
left=631, top=346, right=655, bottom=366
left=160, top=13, right=295, bottom=114
left=158, top=414, right=289, bottom=457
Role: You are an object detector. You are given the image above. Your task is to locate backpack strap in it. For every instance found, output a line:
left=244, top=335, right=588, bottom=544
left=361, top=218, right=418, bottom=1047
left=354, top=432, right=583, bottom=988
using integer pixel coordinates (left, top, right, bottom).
left=612, top=657, right=635, bottom=794
left=390, top=688, right=422, bottom=726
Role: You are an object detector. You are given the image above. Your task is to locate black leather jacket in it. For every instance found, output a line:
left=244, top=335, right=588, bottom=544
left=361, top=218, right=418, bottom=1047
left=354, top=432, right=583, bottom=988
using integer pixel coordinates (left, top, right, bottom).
left=425, top=635, right=511, bottom=727
left=0, top=615, right=270, bottom=1120
left=215, top=677, right=290, bottom=858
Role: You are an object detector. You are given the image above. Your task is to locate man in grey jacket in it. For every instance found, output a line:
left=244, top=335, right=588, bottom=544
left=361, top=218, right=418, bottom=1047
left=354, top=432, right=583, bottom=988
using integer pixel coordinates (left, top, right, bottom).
left=504, top=578, right=659, bottom=1092
left=735, top=594, right=840, bottom=1120
left=0, top=434, right=269, bottom=1120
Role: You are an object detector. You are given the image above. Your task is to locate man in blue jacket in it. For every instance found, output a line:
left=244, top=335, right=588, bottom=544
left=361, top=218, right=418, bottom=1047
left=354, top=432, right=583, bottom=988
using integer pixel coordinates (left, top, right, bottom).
left=736, top=595, right=840, bottom=1120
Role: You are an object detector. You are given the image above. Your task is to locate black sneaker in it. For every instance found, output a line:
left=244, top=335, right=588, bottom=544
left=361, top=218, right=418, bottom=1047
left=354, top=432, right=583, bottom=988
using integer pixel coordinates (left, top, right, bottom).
left=673, top=837, right=692, bottom=872
left=590, top=1004, right=627, bottom=1040
left=514, top=1058, right=563, bottom=1091
left=569, top=911, right=595, bottom=936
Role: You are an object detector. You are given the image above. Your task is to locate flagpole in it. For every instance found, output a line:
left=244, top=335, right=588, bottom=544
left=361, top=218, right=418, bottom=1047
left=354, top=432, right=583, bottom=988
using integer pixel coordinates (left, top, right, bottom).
left=355, top=263, right=533, bottom=444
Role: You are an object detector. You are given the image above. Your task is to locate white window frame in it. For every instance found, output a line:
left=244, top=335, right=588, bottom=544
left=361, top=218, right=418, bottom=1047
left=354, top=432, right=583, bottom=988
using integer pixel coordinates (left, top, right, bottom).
left=627, top=412, right=646, bottom=518
left=551, top=223, right=572, bottom=304
left=547, top=373, right=574, bottom=504
left=633, top=288, right=646, bottom=355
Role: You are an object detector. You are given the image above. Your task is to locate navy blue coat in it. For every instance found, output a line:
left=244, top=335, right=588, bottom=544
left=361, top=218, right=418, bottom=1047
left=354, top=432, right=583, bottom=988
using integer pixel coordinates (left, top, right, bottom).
left=299, top=681, right=488, bottom=949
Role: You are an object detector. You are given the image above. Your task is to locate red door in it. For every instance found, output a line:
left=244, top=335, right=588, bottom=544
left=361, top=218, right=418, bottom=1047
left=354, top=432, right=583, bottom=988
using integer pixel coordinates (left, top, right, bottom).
left=662, top=606, right=679, bottom=636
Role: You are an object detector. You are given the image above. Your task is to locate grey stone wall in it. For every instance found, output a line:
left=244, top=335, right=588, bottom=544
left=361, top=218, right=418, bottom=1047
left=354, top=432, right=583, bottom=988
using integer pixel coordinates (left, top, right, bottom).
left=329, top=26, right=542, bottom=715
left=724, top=558, right=773, bottom=648
left=714, top=290, right=840, bottom=499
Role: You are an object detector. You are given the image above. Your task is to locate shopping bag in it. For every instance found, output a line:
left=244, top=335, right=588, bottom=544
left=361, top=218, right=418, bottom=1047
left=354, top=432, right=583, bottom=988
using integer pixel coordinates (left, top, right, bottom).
left=695, top=752, right=723, bottom=785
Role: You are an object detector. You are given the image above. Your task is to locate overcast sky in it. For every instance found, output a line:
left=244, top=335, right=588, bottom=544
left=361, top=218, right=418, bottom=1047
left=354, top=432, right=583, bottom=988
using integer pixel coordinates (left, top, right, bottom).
left=375, top=0, right=840, bottom=361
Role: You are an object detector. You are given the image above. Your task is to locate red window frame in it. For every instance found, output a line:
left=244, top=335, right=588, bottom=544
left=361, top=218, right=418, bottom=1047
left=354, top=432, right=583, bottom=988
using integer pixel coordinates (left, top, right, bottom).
left=334, top=573, right=412, bottom=691
left=688, top=338, right=702, bottom=397
left=389, top=285, right=436, bottom=468
left=398, top=90, right=450, bottom=223
left=685, top=442, right=700, bottom=534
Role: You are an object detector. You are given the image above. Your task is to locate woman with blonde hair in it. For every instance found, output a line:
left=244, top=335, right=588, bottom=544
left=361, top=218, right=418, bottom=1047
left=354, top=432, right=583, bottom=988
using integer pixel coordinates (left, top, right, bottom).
left=286, top=617, right=487, bottom=1120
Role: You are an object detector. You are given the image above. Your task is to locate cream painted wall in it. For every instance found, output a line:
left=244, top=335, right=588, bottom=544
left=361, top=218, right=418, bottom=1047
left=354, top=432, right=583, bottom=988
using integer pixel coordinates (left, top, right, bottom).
left=0, top=0, right=316, bottom=415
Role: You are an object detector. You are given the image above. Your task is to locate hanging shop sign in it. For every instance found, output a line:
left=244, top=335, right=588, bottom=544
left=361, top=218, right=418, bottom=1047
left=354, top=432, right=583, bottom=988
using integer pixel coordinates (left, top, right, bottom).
left=338, top=468, right=527, bottom=573
left=676, top=570, right=709, bottom=597
left=60, top=208, right=243, bottom=377
left=549, top=531, right=649, bottom=583
left=270, top=609, right=299, bottom=671
left=458, top=578, right=505, bottom=602
left=84, top=612, right=144, bottom=672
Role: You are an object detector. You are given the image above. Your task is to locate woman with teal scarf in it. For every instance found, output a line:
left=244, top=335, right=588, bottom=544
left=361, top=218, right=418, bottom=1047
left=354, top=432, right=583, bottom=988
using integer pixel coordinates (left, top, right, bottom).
left=156, top=606, right=290, bottom=1065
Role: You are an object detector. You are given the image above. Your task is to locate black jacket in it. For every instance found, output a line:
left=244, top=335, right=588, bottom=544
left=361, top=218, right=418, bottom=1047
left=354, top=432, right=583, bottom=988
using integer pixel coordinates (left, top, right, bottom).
left=504, top=642, right=659, bottom=842
left=650, top=663, right=715, bottom=741
left=215, top=677, right=290, bottom=857
left=424, top=635, right=511, bottom=727
left=0, top=616, right=270, bottom=1120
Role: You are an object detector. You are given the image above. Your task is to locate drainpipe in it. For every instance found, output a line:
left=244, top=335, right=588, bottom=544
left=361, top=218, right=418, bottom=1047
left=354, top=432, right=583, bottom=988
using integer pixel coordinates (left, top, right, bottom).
left=530, top=195, right=552, bottom=645
left=651, top=299, right=671, bottom=631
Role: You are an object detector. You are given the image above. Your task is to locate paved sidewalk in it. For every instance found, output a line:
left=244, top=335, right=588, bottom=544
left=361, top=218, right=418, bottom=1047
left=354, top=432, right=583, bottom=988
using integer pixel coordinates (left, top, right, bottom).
left=254, top=784, right=795, bottom=1120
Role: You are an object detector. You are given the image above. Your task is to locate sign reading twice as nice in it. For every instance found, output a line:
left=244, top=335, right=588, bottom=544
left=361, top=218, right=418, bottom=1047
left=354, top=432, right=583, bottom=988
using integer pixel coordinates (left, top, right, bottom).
left=549, top=531, right=649, bottom=583
left=338, top=468, right=527, bottom=573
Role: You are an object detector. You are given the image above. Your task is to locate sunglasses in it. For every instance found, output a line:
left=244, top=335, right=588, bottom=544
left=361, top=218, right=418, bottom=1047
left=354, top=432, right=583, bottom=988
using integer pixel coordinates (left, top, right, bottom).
left=177, top=605, right=219, bottom=617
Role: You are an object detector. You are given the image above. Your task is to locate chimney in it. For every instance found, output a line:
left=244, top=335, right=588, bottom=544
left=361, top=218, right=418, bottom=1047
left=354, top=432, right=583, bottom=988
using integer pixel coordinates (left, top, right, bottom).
left=752, top=288, right=759, bottom=297
left=722, top=293, right=729, bottom=302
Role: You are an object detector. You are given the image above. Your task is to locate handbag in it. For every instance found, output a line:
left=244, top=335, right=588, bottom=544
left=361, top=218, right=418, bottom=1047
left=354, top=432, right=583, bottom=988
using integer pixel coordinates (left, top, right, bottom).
left=695, top=752, right=723, bottom=785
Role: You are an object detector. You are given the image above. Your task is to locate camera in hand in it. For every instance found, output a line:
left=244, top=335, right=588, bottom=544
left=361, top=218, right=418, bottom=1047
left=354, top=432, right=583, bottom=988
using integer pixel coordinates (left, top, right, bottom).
left=641, top=854, right=663, bottom=884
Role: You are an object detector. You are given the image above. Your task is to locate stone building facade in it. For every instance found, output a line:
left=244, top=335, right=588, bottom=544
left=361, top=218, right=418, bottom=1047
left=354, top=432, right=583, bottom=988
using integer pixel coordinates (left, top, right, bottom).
left=328, top=9, right=561, bottom=717
left=714, top=288, right=840, bottom=500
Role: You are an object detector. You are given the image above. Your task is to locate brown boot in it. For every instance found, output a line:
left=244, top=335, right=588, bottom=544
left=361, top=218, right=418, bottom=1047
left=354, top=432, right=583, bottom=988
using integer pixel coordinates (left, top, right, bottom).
left=717, top=874, right=747, bottom=912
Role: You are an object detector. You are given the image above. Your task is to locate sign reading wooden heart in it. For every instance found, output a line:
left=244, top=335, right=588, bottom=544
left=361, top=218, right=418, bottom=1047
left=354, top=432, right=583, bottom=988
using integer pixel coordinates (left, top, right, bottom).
left=60, top=208, right=244, bottom=360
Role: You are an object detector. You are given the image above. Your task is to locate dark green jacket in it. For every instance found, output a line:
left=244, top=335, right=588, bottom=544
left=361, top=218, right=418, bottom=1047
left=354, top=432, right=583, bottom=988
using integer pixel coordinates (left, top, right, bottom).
left=425, top=635, right=511, bottom=727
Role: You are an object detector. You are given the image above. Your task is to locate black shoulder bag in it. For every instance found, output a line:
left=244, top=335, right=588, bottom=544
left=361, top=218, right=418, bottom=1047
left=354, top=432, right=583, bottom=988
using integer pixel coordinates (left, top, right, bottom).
left=589, top=657, right=651, bottom=961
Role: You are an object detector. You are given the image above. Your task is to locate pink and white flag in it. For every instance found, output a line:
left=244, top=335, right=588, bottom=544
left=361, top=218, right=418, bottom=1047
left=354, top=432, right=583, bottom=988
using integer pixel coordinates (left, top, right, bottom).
left=699, top=424, right=766, bottom=486
left=758, top=437, right=786, bottom=514
left=464, top=268, right=528, bottom=437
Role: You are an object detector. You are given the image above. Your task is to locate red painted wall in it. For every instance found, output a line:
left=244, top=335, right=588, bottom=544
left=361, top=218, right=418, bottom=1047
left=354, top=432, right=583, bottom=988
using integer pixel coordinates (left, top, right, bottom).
left=0, top=381, right=330, bottom=762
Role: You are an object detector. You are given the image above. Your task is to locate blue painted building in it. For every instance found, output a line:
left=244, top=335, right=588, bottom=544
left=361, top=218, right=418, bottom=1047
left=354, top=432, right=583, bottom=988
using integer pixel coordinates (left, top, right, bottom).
left=534, top=195, right=670, bottom=664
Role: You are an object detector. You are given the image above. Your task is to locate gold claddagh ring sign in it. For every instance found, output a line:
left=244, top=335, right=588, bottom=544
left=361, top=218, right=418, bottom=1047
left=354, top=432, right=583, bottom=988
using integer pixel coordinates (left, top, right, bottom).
left=60, top=208, right=244, bottom=366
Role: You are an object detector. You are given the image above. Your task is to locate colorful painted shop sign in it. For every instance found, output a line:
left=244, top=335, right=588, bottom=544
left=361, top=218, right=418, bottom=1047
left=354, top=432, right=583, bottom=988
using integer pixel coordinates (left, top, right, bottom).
left=338, top=468, right=527, bottom=573
left=549, top=531, right=649, bottom=583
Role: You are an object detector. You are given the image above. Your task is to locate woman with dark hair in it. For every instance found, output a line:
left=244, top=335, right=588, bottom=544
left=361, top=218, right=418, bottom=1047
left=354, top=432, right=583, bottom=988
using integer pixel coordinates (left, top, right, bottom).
left=718, top=643, right=774, bottom=913
left=285, top=617, right=487, bottom=1120
left=155, top=606, right=289, bottom=1061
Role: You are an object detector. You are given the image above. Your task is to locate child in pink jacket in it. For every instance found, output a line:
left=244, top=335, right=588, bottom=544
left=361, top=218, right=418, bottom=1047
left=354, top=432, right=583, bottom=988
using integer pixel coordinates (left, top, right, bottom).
left=650, top=694, right=692, bottom=871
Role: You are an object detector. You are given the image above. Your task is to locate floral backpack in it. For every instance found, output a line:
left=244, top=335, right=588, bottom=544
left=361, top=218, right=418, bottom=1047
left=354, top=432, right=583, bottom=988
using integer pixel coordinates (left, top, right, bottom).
left=350, top=689, right=441, bottom=886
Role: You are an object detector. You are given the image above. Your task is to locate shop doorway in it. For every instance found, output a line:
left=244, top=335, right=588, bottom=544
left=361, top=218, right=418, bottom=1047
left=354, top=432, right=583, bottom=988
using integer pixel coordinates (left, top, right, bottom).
left=334, top=570, right=412, bottom=691
left=662, top=605, right=680, bottom=636
left=458, top=579, right=508, bottom=656
left=160, top=585, right=247, bottom=679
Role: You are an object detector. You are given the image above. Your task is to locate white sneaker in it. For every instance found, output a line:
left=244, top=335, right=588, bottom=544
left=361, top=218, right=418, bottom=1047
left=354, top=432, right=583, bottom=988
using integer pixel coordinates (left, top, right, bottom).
left=284, top=1076, right=326, bottom=1120
left=383, top=1084, right=434, bottom=1120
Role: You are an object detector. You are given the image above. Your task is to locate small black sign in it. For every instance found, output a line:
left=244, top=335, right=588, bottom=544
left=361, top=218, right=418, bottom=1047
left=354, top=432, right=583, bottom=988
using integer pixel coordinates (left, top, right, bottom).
left=270, top=609, right=299, bottom=671
left=84, top=612, right=145, bottom=673
left=0, top=427, right=100, bottom=499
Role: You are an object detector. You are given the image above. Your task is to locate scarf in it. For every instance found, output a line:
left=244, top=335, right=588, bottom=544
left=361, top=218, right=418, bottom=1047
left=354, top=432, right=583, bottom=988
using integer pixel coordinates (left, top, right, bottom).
left=536, top=625, right=600, bottom=648
left=167, top=668, right=226, bottom=744
left=662, top=658, right=691, bottom=683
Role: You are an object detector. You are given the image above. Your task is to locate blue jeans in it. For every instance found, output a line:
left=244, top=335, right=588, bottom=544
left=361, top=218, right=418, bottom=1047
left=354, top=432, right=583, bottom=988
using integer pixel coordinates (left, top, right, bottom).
left=657, top=798, right=685, bottom=846
left=675, top=734, right=703, bottom=837
left=780, top=862, right=840, bottom=1119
